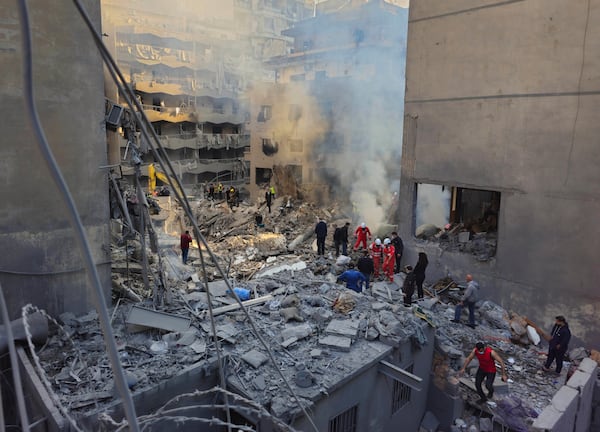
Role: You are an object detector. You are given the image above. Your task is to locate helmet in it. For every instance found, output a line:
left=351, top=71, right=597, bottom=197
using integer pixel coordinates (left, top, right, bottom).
left=383, top=238, right=391, bottom=245
left=375, top=238, right=381, bottom=246
left=361, top=222, right=366, bottom=228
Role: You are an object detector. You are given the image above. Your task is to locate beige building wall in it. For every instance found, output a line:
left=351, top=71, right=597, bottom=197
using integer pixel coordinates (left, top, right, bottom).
left=399, top=0, right=600, bottom=345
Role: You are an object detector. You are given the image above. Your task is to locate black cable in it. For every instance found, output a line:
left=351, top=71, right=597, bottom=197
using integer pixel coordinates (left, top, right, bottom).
left=16, top=1, right=140, bottom=430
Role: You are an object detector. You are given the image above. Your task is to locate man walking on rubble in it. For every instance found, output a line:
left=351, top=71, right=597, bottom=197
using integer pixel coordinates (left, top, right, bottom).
left=337, top=263, right=367, bottom=293
left=180, top=230, right=193, bottom=265
left=340, top=222, right=350, bottom=255
left=452, top=274, right=479, bottom=328
left=333, top=224, right=342, bottom=256
left=402, top=266, right=416, bottom=306
left=382, top=238, right=396, bottom=282
left=542, top=315, right=571, bottom=374
left=265, top=187, right=273, bottom=213
left=391, top=231, right=404, bottom=273
left=369, top=238, right=384, bottom=279
left=353, top=222, right=371, bottom=251
left=315, top=218, right=328, bottom=255
left=459, top=342, right=508, bottom=405
left=357, top=250, right=374, bottom=291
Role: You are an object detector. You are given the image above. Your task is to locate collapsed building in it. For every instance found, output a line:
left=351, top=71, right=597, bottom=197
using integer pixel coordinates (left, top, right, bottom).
left=3, top=0, right=600, bottom=431
left=101, top=0, right=309, bottom=192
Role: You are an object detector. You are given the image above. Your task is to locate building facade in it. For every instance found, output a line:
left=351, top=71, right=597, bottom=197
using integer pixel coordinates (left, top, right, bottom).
left=399, top=0, right=600, bottom=346
left=0, top=0, right=111, bottom=318
left=101, top=0, right=308, bottom=193
left=246, top=0, right=408, bottom=220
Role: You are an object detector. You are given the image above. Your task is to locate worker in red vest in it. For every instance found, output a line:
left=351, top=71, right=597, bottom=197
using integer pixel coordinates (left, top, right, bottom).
left=458, top=342, right=508, bottom=404
left=382, top=238, right=395, bottom=282
left=353, top=222, right=371, bottom=251
left=369, top=238, right=384, bottom=279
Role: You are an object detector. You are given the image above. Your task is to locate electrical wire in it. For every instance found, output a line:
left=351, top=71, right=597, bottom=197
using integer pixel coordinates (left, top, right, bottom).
left=0, top=283, right=29, bottom=431
left=71, top=1, right=319, bottom=429
left=15, top=1, right=140, bottom=431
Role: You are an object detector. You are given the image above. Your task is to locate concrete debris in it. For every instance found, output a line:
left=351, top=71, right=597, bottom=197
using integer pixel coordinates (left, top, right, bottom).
left=420, top=410, right=440, bottom=432
left=241, top=349, right=268, bottom=369
left=28, top=196, right=589, bottom=431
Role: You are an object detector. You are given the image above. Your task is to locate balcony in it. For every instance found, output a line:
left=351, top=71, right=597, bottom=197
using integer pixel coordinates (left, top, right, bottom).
left=141, top=104, right=247, bottom=125
left=119, top=133, right=250, bottom=151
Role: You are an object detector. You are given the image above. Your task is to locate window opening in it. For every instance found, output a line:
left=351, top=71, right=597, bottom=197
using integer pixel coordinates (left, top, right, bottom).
left=329, top=405, right=357, bottom=432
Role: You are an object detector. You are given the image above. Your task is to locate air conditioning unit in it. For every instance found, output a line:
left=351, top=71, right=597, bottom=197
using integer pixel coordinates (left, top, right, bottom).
left=106, top=103, right=124, bottom=129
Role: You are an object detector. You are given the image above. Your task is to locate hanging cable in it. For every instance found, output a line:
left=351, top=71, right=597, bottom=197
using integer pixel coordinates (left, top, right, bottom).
left=16, top=1, right=140, bottom=431
left=71, top=1, right=318, bottom=429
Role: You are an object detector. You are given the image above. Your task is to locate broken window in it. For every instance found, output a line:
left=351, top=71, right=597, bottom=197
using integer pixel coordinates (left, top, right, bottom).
left=261, top=138, right=278, bottom=156
left=289, top=139, right=303, bottom=152
left=415, top=183, right=501, bottom=260
left=255, top=167, right=273, bottom=185
left=288, top=104, right=302, bottom=121
left=329, top=405, right=357, bottom=432
left=257, top=105, right=272, bottom=122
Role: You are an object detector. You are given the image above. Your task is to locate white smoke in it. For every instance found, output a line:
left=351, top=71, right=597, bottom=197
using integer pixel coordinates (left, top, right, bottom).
left=415, top=183, right=451, bottom=228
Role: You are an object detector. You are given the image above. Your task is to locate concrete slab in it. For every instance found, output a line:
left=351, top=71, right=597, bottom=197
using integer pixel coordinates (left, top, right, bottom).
left=241, top=349, right=268, bottom=369
left=325, top=319, right=359, bottom=339
left=126, top=306, right=191, bottom=333
left=318, top=335, right=352, bottom=352
left=578, top=357, right=598, bottom=374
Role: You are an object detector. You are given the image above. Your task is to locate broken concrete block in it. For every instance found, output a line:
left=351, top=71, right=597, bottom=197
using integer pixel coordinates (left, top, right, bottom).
left=311, top=307, right=333, bottom=324
left=253, top=375, right=266, bottom=391
left=569, top=347, right=588, bottom=362
left=310, top=349, right=322, bottom=358
left=319, top=283, right=332, bottom=294
left=241, top=349, right=269, bottom=369
left=578, top=357, right=598, bottom=374
left=176, top=330, right=197, bottom=346
left=280, top=323, right=312, bottom=341
left=281, top=294, right=300, bottom=308
left=280, top=307, right=304, bottom=322
left=366, top=328, right=379, bottom=341
left=326, top=319, right=359, bottom=339
left=371, top=302, right=390, bottom=311
left=189, top=340, right=206, bottom=354
left=318, top=335, right=352, bottom=352
left=281, top=337, right=298, bottom=348
left=295, top=369, right=314, bottom=388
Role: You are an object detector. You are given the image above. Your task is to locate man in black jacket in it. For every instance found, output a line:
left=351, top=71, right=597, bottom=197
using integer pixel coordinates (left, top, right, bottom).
left=333, top=224, right=342, bottom=256
left=391, top=232, right=404, bottom=273
left=340, top=222, right=350, bottom=256
left=357, top=250, right=374, bottom=291
left=315, top=218, right=328, bottom=255
left=402, top=266, right=416, bottom=306
left=542, top=315, right=571, bottom=374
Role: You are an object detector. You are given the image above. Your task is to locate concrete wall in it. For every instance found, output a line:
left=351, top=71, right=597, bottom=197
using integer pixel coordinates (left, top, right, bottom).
left=399, top=0, right=600, bottom=346
left=532, top=357, right=598, bottom=431
left=290, top=326, right=435, bottom=432
left=0, top=1, right=111, bottom=319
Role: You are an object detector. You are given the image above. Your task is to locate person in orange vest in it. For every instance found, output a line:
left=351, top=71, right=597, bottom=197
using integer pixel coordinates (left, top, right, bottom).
left=353, top=222, right=371, bottom=251
left=382, top=238, right=396, bottom=282
left=369, top=238, right=384, bottom=279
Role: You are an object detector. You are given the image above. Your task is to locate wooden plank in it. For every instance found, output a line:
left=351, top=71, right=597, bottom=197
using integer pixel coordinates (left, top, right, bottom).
left=211, top=295, right=273, bottom=316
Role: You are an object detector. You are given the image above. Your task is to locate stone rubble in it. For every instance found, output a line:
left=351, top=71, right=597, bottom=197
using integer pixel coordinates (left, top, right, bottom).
left=29, top=196, right=598, bottom=430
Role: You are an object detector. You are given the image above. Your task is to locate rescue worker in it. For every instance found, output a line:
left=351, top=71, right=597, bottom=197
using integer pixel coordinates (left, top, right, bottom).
left=369, top=238, right=384, bottom=279
left=382, top=238, right=396, bottom=282
left=391, top=231, right=404, bottom=273
left=217, top=183, right=224, bottom=200
left=336, top=263, right=367, bottom=293
left=353, top=222, right=371, bottom=251
left=269, top=184, right=276, bottom=198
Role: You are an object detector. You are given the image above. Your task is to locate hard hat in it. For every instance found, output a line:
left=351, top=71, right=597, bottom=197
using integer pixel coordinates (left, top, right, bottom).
left=375, top=238, right=381, bottom=246
left=384, top=238, right=391, bottom=245
left=361, top=222, right=366, bottom=228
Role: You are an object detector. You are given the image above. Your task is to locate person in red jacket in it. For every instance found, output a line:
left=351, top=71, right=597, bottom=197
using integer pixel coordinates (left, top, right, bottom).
left=459, top=342, right=508, bottom=404
left=382, top=238, right=395, bottom=282
left=180, top=230, right=193, bottom=264
left=353, top=222, right=371, bottom=251
left=369, top=238, right=384, bottom=279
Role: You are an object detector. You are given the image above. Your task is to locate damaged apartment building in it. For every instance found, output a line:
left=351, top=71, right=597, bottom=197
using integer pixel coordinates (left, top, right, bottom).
left=245, top=0, right=408, bottom=203
left=398, top=0, right=600, bottom=348
left=101, top=0, right=308, bottom=193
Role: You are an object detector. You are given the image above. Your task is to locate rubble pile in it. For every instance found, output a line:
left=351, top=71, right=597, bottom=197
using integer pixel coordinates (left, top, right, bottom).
left=28, top=196, right=597, bottom=431
left=415, top=222, right=497, bottom=262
